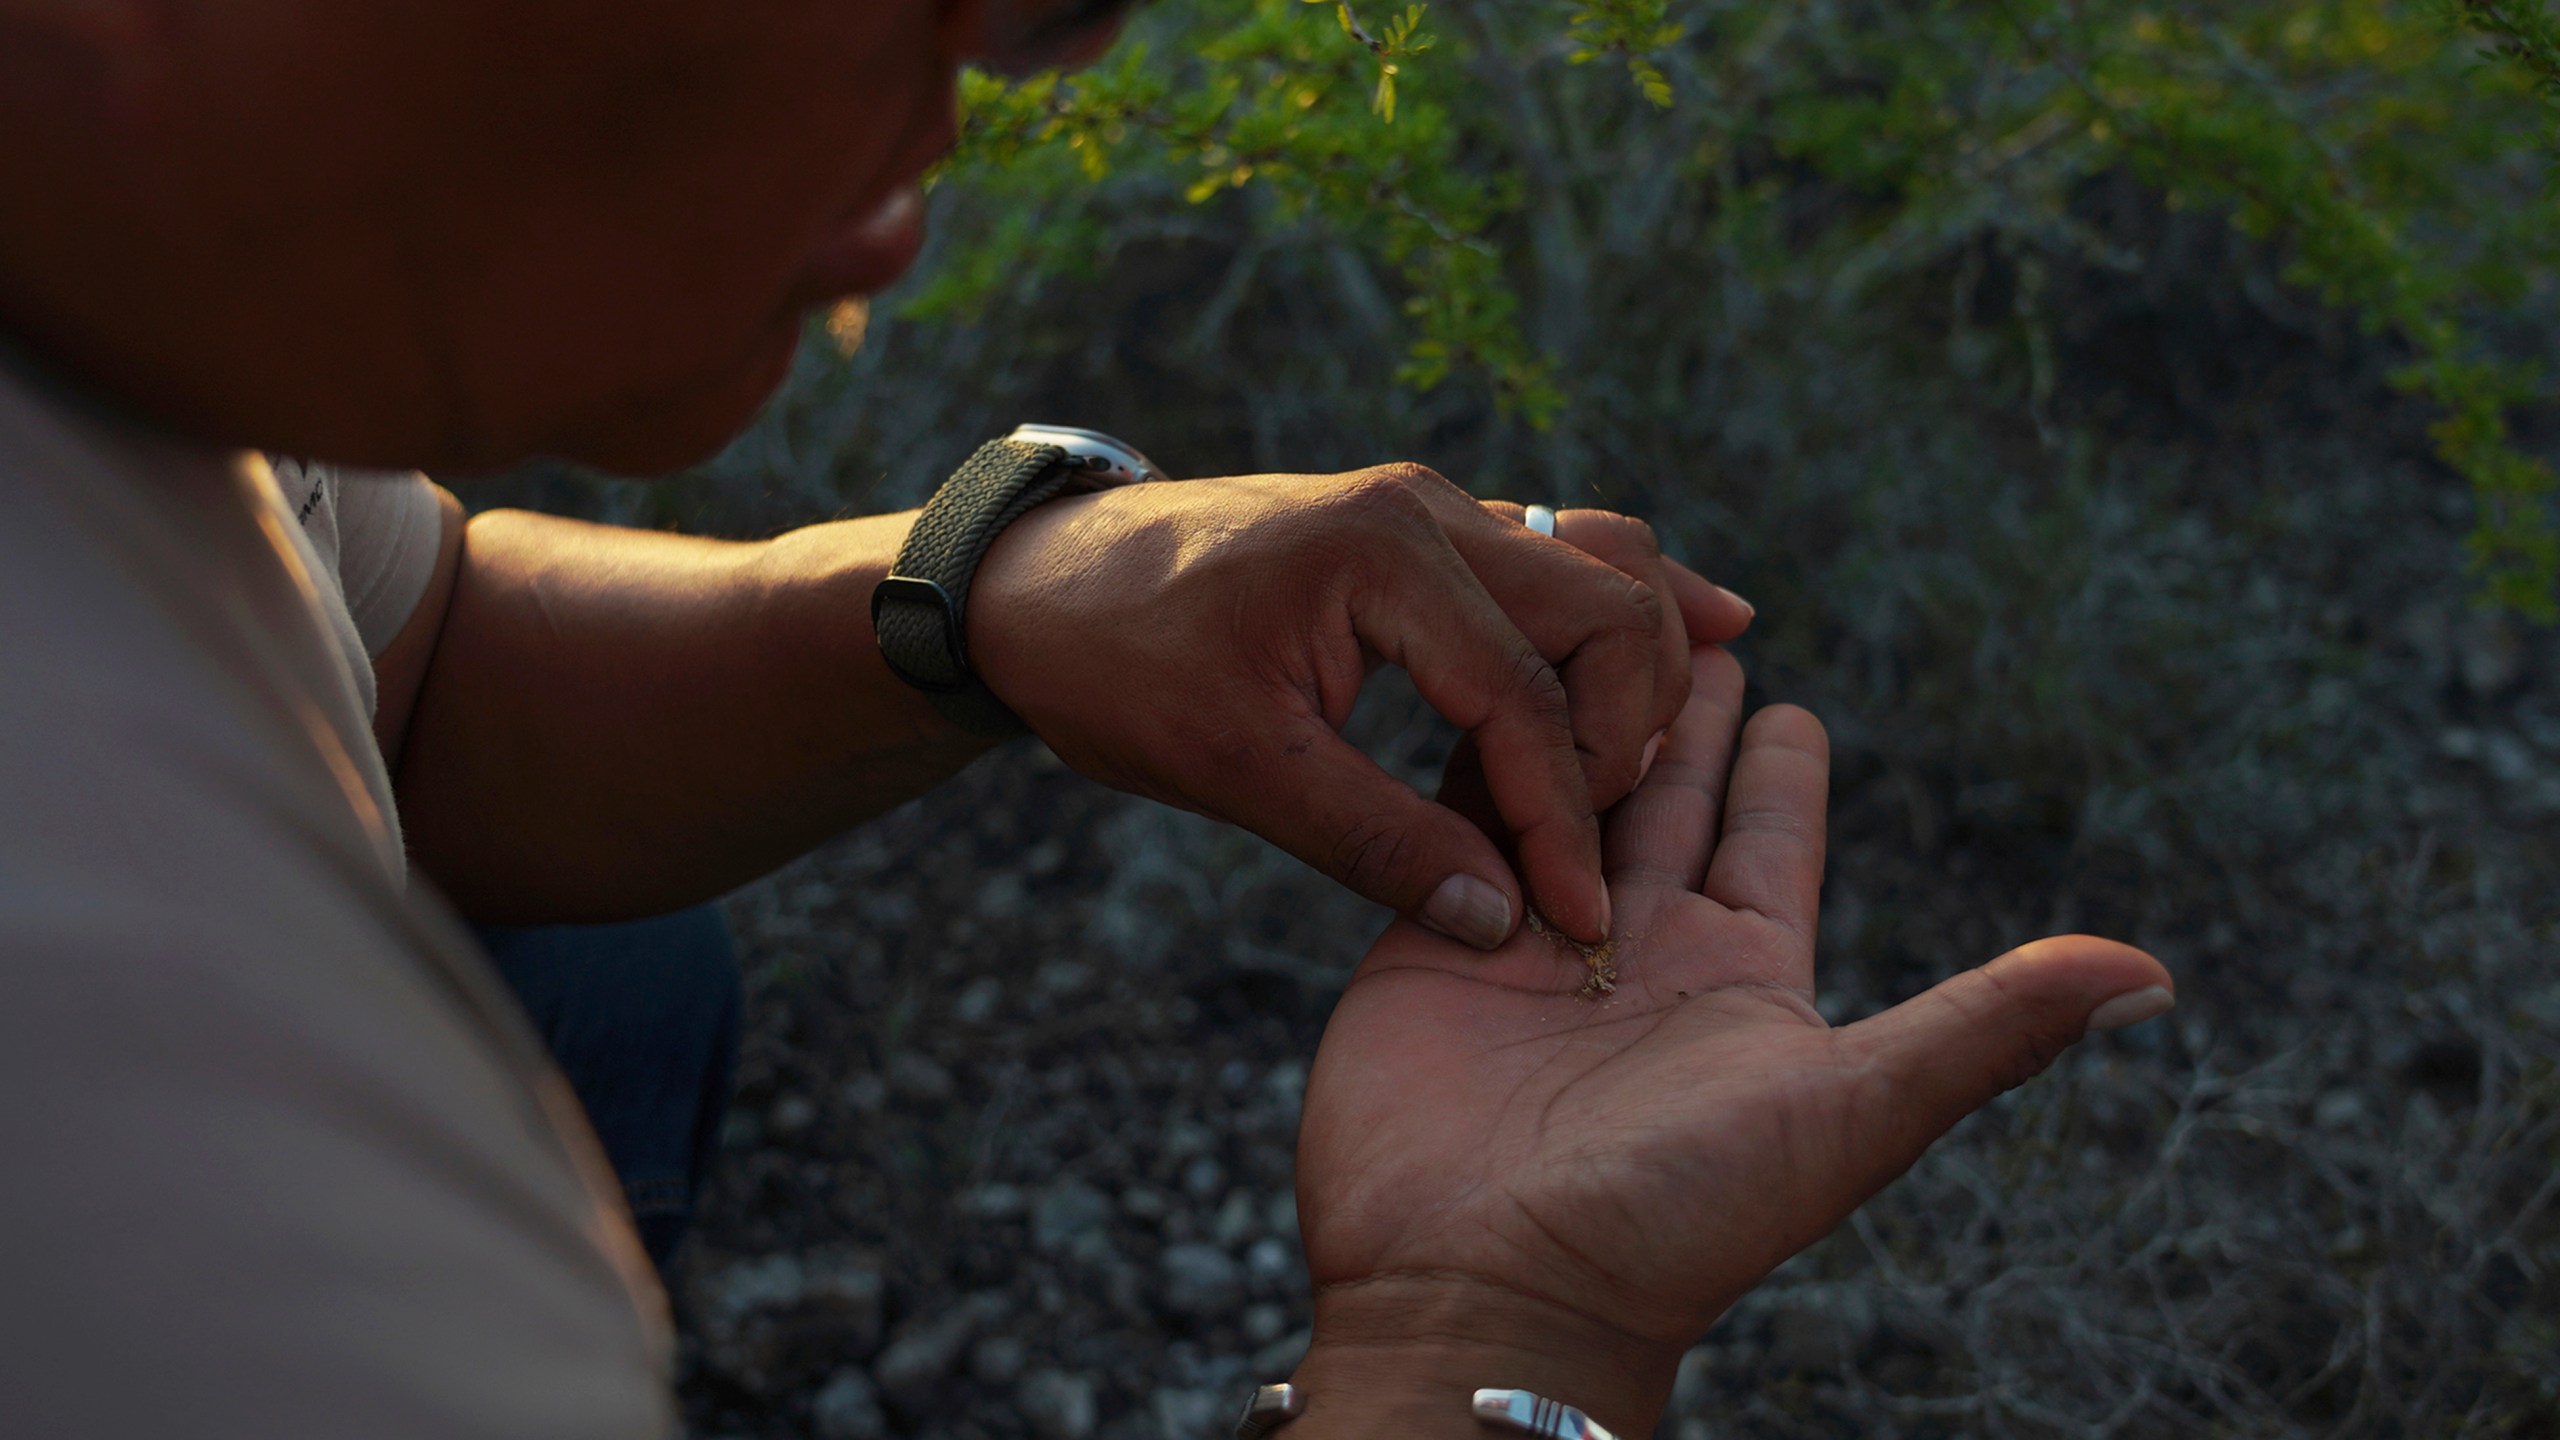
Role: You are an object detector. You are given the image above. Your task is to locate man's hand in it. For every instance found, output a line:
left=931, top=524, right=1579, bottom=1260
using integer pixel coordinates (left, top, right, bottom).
left=1283, top=646, right=2175, bottom=1438
left=970, top=464, right=1752, bottom=947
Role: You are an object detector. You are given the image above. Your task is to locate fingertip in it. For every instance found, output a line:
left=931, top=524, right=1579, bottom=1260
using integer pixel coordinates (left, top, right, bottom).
left=1993, top=937, right=2177, bottom=1034
left=1998, top=934, right=2174, bottom=996
left=2087, top=985, right=2176, bottom=1032
left=1688, top=643, right=1745, bottom=695
left=1739, top=702, right=1830, bottom=762
left=1664, top=562, right=1754, bottom=643
left=1521, top=855, right=1611, bottom=945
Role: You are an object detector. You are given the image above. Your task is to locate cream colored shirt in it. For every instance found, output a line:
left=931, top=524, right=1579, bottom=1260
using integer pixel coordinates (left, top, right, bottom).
left=0, top=361, right=676, bottom=1439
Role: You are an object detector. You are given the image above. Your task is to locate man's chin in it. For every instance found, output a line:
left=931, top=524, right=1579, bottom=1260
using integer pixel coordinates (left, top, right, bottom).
left=530, top=321, right=806, bottom=479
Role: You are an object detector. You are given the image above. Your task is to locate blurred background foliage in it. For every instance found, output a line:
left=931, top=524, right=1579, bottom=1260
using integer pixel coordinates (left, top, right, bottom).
left=903, top=0, right=2560, bottom=613
left=587, top=2, right=2560, bottom=1435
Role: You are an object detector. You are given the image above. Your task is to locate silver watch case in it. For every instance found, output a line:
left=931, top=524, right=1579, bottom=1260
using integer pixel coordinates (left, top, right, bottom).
left=1006, top=424, right=1168, bottom=488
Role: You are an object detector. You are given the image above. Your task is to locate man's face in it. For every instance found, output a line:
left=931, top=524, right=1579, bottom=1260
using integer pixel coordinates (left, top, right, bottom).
left=0, top=0, right=1125, bottom=472
left=345, top=0, right=964, bottom=471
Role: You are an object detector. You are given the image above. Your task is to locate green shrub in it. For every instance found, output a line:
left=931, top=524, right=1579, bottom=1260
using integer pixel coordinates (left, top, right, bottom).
left=909, top=0, right=2560, bottom=614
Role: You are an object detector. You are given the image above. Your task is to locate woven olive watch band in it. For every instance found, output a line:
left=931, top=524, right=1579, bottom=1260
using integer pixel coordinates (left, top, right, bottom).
left=871, top=437, right=1077, bottom=738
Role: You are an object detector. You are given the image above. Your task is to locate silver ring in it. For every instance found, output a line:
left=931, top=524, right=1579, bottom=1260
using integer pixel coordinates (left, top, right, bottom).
left=1522, top=504, right=1558, bottom=537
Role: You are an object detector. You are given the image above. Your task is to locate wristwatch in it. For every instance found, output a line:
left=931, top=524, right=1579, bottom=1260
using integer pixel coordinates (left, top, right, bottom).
left=872, top=424, right=1168, bottom=737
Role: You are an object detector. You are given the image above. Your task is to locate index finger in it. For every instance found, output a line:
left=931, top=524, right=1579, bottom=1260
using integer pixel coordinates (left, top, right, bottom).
left=1352, top=539, right=1610, bottom=943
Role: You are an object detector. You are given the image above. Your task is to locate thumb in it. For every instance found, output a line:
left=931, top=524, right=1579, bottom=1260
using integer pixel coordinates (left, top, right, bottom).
left=1838, top=936, right=2175, bottom=1175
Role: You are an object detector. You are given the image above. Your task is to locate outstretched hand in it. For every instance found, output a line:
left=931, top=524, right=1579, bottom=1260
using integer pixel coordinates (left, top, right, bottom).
left=1285, top=646, right=2175, bottom=1438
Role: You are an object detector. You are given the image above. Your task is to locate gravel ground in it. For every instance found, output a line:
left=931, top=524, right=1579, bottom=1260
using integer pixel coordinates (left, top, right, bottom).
left=675, top=703, right=1413, bottom=1440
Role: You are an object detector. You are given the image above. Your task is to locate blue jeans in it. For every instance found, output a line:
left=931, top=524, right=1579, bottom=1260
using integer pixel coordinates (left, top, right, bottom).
left=474, top=906, right=741, bottom=1275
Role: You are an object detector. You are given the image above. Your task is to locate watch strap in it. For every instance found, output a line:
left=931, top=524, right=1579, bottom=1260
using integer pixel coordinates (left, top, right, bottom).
left=873, top=437, right=1076, bottom=737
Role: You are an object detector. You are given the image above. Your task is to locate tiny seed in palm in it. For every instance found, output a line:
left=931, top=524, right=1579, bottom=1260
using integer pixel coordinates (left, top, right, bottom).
left=1525, top=907, right=1618, bottom=999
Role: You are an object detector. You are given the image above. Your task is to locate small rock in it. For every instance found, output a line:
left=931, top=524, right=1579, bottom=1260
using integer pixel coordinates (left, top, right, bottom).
left=1212, top=1190, right=1261, bottom=1248
left=1162, top=1119, right=1218, bottom=1159
left=1244, top=1237, right=1296, bottom=1287
left=1240, top=1302, right=1288, bottom=1346
left=2459, top=613, right=2524, bottom=698
left=873, top=1299, right=994, bottom=1410
left=769, top=1092, right=817, bottom=1137
left=1161, top=1243, right=1244, bottom=1317
left=841, top=1074, right=889, bottom=1114
left=973, top=1335, right=1029, bottom=1387
left=1024, top=838, right=1068, bottom=876
left=1182, top=1156, right=1226, bottom=1199
left=811, top=1368, right=888, bottom=1440
left=954, top=975, right=1005, bottom=1025
left=707, top=1252, right=806, bottom=1322
left=1262, top=1192, right=1297, bottom=1240
left=1671, top=1344, right=1716, bottom=1412
left=962, top=1183, right=1028, bottom=1220
left=801, top=1251, right=887, bottom=1353
left=889, top=1052, right=956, bottom=1103
left=1263, top=1062, right=1307, bottom=1110
left=1153, top=1387, right=1224, bottom=1440
left=1036, top=960, right=1093, bottom=997
left=1249, top=1328, right=1311, bottom=1381
left=1019, top=1368, right=1099, bottom=1440
left=1035, top=1183, right=1116, bottom=1252
left=1120, top=1186, right=1171, bottom=1222
left=1219, top=1059, right=1255, bottom=1091
left=1070, top=1225, right=1123, bottom=1269
left=2483, top=731, right=2539, bottom=785
left=861, top=889, right=918, bottom=929
left=978, top=872, right=1028, bottom=918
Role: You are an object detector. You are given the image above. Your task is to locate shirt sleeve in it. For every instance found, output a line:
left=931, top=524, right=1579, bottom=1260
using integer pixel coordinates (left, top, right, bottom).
left=327, top=465, right=451, bottom=656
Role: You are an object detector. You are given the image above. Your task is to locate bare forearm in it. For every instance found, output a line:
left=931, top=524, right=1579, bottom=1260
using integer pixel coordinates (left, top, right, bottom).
left=393, top=507, right=987, bottom=924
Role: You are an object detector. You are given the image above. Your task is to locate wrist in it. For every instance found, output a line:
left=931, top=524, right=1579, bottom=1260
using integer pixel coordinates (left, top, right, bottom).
left=962, top=489, right=1097, bottom=722
left=1282, top=1274, right=1678, bottom=1440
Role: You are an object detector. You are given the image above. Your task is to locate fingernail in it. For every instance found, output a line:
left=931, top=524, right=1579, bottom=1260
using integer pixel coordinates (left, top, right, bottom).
left=1715, top=584, right=1756, bottom=619
left=1638, top=730, right=1666, bottom=782
left=1422, top=874, right=1513, bottom=951
left=1595, top=884, right=1613, bottom=940
left=2086, top=985, right=2175, bottom=1032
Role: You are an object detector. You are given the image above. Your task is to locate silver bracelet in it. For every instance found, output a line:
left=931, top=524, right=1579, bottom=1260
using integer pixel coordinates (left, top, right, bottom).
left=1473, top=1387, right=1619, bottom=1440
left=1234, top=1384, right=1305, bottom=1439
left=1230, top=1383, right=1618, bottom=1440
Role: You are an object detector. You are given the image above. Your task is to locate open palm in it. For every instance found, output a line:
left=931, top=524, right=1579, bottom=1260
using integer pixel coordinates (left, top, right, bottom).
left=1293, top=647, right=2173, bottom=1431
